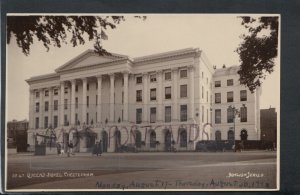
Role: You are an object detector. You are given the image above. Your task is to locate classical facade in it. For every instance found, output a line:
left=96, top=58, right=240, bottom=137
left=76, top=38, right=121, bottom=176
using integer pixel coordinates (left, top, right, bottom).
left=212, top=66, right=261, bottom=141
left=26, top=48, right=260, bottom=153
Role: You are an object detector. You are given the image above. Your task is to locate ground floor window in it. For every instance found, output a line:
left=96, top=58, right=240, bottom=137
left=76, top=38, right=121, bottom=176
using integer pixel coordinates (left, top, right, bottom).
left=150, top=131, right=156, bottom=148
left=215, top=130, right=221, bottom=141
left=179, top=129, right=187, bottom=147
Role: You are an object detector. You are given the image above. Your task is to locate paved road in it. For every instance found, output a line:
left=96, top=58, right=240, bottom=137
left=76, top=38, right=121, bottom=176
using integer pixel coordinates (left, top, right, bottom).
left=6, top=151, right=277, bottom=191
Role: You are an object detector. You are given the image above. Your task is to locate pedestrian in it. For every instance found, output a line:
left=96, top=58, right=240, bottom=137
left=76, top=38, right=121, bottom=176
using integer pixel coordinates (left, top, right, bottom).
left=56, top=142, right=61, bottom=155
left=92, top=142, right=99, bottom=156
left=98, top=140, right=103, bottom=156
left=68, top=141, right=74, bottom=157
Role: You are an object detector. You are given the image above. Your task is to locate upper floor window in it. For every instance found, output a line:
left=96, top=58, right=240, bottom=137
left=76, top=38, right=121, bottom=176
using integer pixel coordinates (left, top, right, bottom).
left=165, top=106, right=171, bottom=122
left=240, top=90, right=247, bottom=101
left=75, top=97, right=78, bottom=108
left=35, top=92, right=40, bottom=98
left=180, top=69, right=187, bottom=78
left=215, top=93, right=221, bottom=104
left=165, top=72, right=171, bottom=80
left=150, top=88, right=156, bottom=101
left=180, top=105, right=187, bottom=122
left=35, top=102, right=40, bottom=112
left=45, top=90, right=49, bottom=97
left=75, top=85, right=78, bottom=92
left=136, top=90, right=142, bottom=102
left=227, top=91, right=234, bottom=102
left=45, top=101, right=49, bottom=112
left=215, top=81, right=221, bottom=87
left=215, top=109, right=221, bottom=124
left=165, top=87, right=171, bottom=99
left=136, top=76, right=142, bottom=84
left=54, top=89, right=58, bottom=95
left=64, top=87, right=68, bottom=94
left=150, top=74, right=157, bottom=82
left=240, top=106, right=247, bottom=122
left=54, top=100, right=58, bottom=111
left=64, top=99, right=68, bottom=109
left=227, top=107, right=234, bottom=123
left=227, top=79, right=234, bottom=86
left=180, top=85, right=187, bottom=98
left=87, top=83, right=89, bottom=91
left=136, top=108, right=142, bottom=124
left=150, top=107, right=156, bottom=123
left=87, top=96, right=89, bottom=107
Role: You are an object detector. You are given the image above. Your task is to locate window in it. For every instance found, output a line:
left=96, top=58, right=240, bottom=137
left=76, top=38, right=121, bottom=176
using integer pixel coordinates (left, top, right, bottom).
left=206, top=91, right=208, bottom=102
left=180, top=105, right=187, bottom=122
left=240, top=90, right=247, bottom=101
left=227, top=91, right=234, bottom=102
left=96, top=82, right=98, bottom=89
left=215, top=109, right=221, bottom=124
left=64, top=115, right=68, bottom=126
left=215, top=81, right=221, bottom=87
left=150, top=107, right=156, bottom=123
left=165, top=106, right=171, bottom=122
left=35, top=117, right=39, bottom=129
left=35, top=102, right=40, bottom=112
left=180, top=130, right=187, bottom=147
left=150, top=131, right=156, bottom=148
left=150, top=74, right=157, bottom=82
left=180, top=85, right=187, bottom=98
left=45, top=90, right=49, bottom=97
left=35, top=92, right=40, bottom=98
left=241, top=106, right=247, bottom=122
left=122, top=92, right=124, bottom=104
left=96, top=95, right=98, bottom=105
left=227, top=107, right=234, bottom=123
left=136, top=90, right=142, bottom=102
left=202, top=86, right=204, bottom=99
left=180, top=69, right=187, bottom=78
left=53, top=116, right=58, bottom=128
left=215, top=93, right=221, bottom=103
left=228, top=130, right=234, bottom=141
left=54, top=100, right=58, bottom=111
left=75, top=85, right=78, bottom=92
left=165, top=87, right=171, bottom=99
left=227, top=79, right=234, bottom=86
left=136, top=108, right=142, bottom=124
left=54, top=89, right=58, bottom=95
left=64, top=87, right=68, bottom=94
left=75, top=97, right=78, bottom=108
left=87, top=83, right=89, bottom=91
left=45, top=101, right=49, bottom=112
left=165, top=72, right=171, bottom=80
left=44, top=116, right=48, bottom=129
left=86, top=113, right=89, bottom=125
left=136, top=76, right=142, bottom=84
left=64, top=99, right=68, bottom=109
left=75, top=114, right=78, bottom=125
left=215, top=131, right=221, bottom=141
left=87, top=96, right=89, bottom=107
left=150, top=88, right=156, bottom=101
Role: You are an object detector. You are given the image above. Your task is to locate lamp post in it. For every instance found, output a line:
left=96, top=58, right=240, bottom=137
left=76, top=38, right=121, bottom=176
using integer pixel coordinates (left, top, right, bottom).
left=228, top=105, right=239, bottom=152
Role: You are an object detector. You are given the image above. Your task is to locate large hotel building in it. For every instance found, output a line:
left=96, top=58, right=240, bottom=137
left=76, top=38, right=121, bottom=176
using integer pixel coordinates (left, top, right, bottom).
left=26, top=48, right=261, bottom=152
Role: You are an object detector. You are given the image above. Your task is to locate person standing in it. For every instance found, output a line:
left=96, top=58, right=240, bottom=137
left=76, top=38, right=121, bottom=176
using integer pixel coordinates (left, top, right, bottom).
left=98, top=140, right=103, bottom=156
left=68, top=141, right=74, bottom=157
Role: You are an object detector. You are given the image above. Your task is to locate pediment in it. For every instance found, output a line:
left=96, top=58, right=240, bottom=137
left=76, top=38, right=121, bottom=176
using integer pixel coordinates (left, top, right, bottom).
left=56, top=50, right=128, bottom=72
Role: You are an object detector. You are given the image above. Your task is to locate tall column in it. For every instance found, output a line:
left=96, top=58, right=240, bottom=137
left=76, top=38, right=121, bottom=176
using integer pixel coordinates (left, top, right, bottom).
left=156, top=70, right=163, bottom=122
left=60, top=81, right=65, bottom=126
left=39, top=88, right=44, bottom=128
left=70, top=79, right=76, bottom=125
left=188, top=65, right=195, bottom=122
left=82, top=78, right=87, bottom=124
left=123, top=72, right=129, bottom=122
left=49, top=87, right=53, bottom=127
left=97, top=75, right=102, bottom=123
left=109, top=74, right=115, bottom=122
left=29, top=89, right=34, bottom=129
left=142, top=73, right=148, bottom=123
left=172, top=68, right=179, bottom=121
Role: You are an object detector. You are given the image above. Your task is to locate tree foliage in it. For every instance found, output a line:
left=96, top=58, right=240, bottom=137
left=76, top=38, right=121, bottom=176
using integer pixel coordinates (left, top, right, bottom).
left=7, top=16, right=146, bottom=56
left=236, top=16, right=279, bottom=93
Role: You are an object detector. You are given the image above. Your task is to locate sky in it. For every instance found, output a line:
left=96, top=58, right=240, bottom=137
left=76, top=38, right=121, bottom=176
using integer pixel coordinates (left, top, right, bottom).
left=6, top=14, right=280, bottom=121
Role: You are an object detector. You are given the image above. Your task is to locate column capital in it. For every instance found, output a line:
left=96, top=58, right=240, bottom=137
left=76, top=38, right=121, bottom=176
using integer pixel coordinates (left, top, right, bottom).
left=109, top=73, right=115, bottom=78
left=142, top=72, right=148, bottom=77
left=70, top=79, right=76, bottom=85
left=188, top=65, right=195, bottom=71
left=156, top=70, right=163, bottom=75
left=122, top=71, right=130, bottom=76
left=81, top=77, right=87, bottom=83
left=96, top=75, right=103, bottom=79
left=171, top=67, right=179, bottom=72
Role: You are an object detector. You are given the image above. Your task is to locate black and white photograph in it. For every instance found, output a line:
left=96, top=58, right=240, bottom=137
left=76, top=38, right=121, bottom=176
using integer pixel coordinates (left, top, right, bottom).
left=5, top=13, right=279, bottom=191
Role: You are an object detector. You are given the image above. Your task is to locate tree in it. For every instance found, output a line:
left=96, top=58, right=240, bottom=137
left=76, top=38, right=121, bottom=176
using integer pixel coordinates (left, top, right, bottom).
left=236, top=16, right=279, bottom=93
left=7, top=16, right=145, bottom=56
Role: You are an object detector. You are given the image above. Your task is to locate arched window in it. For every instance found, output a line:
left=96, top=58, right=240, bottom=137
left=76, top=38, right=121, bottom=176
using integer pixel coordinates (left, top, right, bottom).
left=215, top=130, right=221, bottom=141
left=101, top=131, right=108, bottom=152
left=228, top=130, right=234, bottom=141
left=115, top=130, right=121, bottom=148
left=164, top=130, right=172, bottom=150
left=135, top=130, right=142, bottom=148
left=180, top=130, right=187, bottom=147
left=240, top=129, right=248, bottom=141
left=150, top=131, right=156, bottom=148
